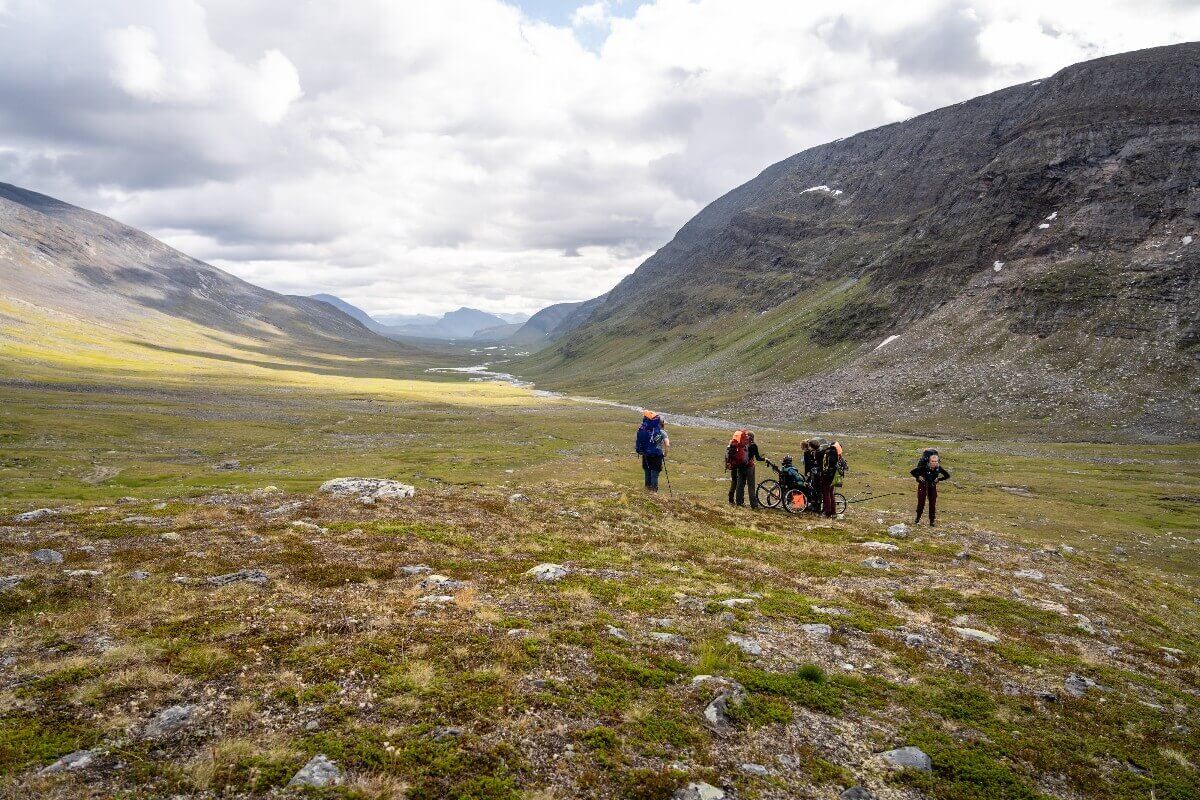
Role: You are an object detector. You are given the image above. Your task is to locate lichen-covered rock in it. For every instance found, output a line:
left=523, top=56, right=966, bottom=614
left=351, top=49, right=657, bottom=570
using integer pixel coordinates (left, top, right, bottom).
left=673, top=781, right=726, bottom=800
left=953, top=626, right=999, bottom=644
left=31, top=549, right=64, bottom=564
left=288, top=754, right=343, bottom=788
left=525, top=563, right=569, bottom=582
left=15, top=508, right=57, bottom=523
left=318, top=477, right=414, bottom=499
left=880, top=745, right=932, bottom=772
left=141, top=704, right=198, bottom=739
left=38, top=748, right=101, bottom=775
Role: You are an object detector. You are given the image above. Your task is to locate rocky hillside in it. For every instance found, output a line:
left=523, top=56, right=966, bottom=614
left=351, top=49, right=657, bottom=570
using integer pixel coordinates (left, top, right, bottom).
left=0, top=183, right=401, bottom=358
left=510, top=294, right=607, bottom=349
left=523, top=43, right=1200, bottom=440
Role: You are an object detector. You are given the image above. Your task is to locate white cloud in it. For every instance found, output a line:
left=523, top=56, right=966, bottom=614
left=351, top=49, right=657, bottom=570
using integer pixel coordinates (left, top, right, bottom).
left=1, top=0, right=1197, bottom=316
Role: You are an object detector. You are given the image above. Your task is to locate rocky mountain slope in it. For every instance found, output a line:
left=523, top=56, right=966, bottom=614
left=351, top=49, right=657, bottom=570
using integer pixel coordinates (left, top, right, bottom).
left=0, top=183, right=400, bottom=360
left=523, top=43, right=1200, bottom=440
left=510, top=294, right=608, bottom=348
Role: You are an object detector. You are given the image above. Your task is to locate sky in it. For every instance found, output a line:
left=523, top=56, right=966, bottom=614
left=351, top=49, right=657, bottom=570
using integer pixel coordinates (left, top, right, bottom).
left=0, top=1, right=1197, bottom=317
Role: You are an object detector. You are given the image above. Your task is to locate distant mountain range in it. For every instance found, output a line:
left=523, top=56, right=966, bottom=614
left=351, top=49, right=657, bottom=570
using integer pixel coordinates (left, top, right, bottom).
left=310, top=295, right=529, bottom=341
left=522, top=43, right=1200, bottom=440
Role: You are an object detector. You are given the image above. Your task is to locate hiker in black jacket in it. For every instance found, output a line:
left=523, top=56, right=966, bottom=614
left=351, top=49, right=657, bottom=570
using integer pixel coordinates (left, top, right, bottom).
left=745, top=432, right=766, bottom=509
left=911, top=453, right=950, bottom=526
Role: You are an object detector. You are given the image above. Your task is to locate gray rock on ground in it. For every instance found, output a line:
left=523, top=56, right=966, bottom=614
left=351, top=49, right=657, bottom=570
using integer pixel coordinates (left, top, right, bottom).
left=31, top=549, right=64, bottom=564
left=0, top=575, right=24, bottom=591
left=840, top=787, right=877, bottom=800
left=880, top=745, right=932, bottom=772
left=141, top=704, right=198, bottom=739
left=1064, top=673, right=1102, bottom=697
left=727, top=635, right=762, bottom=656
left=38, top=748, right=101, bottom=775
left=701, top=679, right=747, bottom=734
left=128, top=571, right=150, bottom=581
left=952, top=626, right=999, bottom=644
left=419, top=574, right=466, bottom=591
left=861, top=556, right=891, bottom=569
left=319, top=477, right=415, bottom=500
left=207, top=569, right=268, bottom=587
left=886, top=523, right=909, bottom=538
left=288, top=754, right=343, bottom=788
left=740, top=762, right=769, bottom=776
left=525, top=563, right=569, bottom=582
left=801, top=623, right=833, bottom=638
left=650, top=632, right=687, bottom=647
left=16, top=508, right=57, bottom=523
left=673, top=781, right=726, bottom=800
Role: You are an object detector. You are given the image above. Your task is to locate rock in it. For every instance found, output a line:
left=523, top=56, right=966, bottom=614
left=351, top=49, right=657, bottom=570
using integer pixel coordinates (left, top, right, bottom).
left=291, top=520, right=326, bottom=533
left=401, top=564, right=433, bottom=575
left=15, top=508, right=57, bottom=523
left=801, top=623, right=833, bottom=638
left=740, top=762, right=769, bottom=776
left=525, top=563, right=569, bottom=582
left=812, top=605, right=849, bottom=616
left=0, top=575, right=25, bottom=591
left=38, top=748, right=101, bottom=775
left=358, top=495, right=376, bottom=506
left=508, top=493, right=528, bottom=503
left=128, top=571, right=150, bottom=581
left=776, top=753, right=799, bottom=769
left=263, top=501, right=303, bottom=518
left=288, top=754, right=343, bottom=788
left=141, top=704, right=198, bottom=739
left=861, top=542, right=898, bottom=551
left=1049, top=582, right=1071, bottom=593
left=716, top=611, right=736, bottom=624
left=207, top=569, right=268, bottom=587
left=121, top=515, right=157, bottom=524
left=727, top=635, right=762, bottom=656
left=840, top=787, right=876, bottom=800
left=419, top=574, right=466, bottom=591
left=718, top=597, right=755, bottom=608
left=63, top=569, right=103, bottom=577
left=904, top=633, right=927, bottom=648
left=1014, top=569, right=1045, bottom=581
left=880, top=745, right=932, bottom=772
left=417, top=594, right=454, bottom=604
left=886, top=523, right=909, bottom=538
left=319, top=477, right=415, bottom=500
left=160, top=532, right=180, bottom=542
left=861, top=556, right=891, bottom=569
left=606, top=625, right=629, bottom=641
left=648, top=617, right=676, bottom=627
left=650, top=632, right=687, bottom=647
left=673, top=781, right=726, bottom=800
left=1064, top=673, right=1103, bottom=697
left=702, top=679, right=747, bottom=734
left=214, top=459, right=240, bottom=470
left=305, top=719, right=321, bottom=731
left=31, top=549, right=64, bottom=564
left=506, top=628, right=531, bottom=638
left=953, top=627, right=999, bottom=644
left=431, top=725, right=463, bottom=741
left=1113, top=545, right=1127, bottom=556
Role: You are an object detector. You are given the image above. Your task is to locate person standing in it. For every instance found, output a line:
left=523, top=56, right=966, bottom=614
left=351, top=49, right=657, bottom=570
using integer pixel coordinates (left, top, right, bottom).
left=745, top=432, right=766, bottom=509
left=725, top=430, right=751, bottom=506
left=911, top=453, right=950, bottom=526
left=635, top=411, right=669, bottom=492
left=818, top=440, right=841, bottom=518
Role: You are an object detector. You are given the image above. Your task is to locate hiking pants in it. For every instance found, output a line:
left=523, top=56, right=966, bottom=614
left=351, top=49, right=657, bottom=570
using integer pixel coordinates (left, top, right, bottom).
left=642, top=454, right=663, bottom=491
left=916, top=481, right=938, bottom=523
left=729, top=464, right=753, bottom=506
left=821, top=476, right=836, bottom=517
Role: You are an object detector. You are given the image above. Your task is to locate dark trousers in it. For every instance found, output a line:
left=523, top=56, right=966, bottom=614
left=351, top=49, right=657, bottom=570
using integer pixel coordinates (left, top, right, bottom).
left=916, top=481, right=938, bottom=523
left=821, top=476, right=836, bottom=517
left=728, top=464, right=755, bottom=506
left=642, top=454, right=663, bottom=491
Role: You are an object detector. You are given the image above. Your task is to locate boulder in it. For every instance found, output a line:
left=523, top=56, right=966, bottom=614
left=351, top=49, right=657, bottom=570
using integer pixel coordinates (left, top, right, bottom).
left=525, top=563, right=569, bottom=582
left=319, top=478, right=415, bottom=500
left=207, top=569, right=268, bottom=587
left=650, top=632, right=687, bottom=647
left=31, top=549, right=64, bottom=564
left=674, top=782, right=725, bottom=800
left=740, top=762, right=769, bottom=776
left=952, top=627, right=999, bottom=644
left=702, top=679, right=747, bottom=734
left=606, top=625, right=629, bottom=641
left=288, top=754, right=343, bottom=788
left=419, top=574, right=466, bottom=591
left=1013, top=569, right=1045, bottom=581
left=38, top=748, right=101, bottom=775
left=401, top=564, right=433, bottom=575
left=886, top=523, right=909, bottom=538
left=801, top=623, right=833, bottom=638
left=141, top=704, right=198, bottom=739
left=15, top=508, right=57, bottom=523
left=0, top=575, right=25, bottom=591
left=727, top=635, right=762, bottom=656
left=840, top=787, right=876, bottom=800
left=880, top=745, right=932, bottom=772
left=1064, top=673, right=1101, bottom=697
left=128, top=571, right=150, bottom=581
left=861, top=556, right=891, bottom=569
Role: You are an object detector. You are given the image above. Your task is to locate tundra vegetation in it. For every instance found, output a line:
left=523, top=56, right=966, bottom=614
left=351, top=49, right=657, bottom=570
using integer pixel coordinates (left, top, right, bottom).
left=1, top=332, right=1197, bottom=800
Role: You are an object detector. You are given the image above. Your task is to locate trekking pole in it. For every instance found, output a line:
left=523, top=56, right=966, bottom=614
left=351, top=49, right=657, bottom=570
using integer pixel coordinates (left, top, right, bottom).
left=663, top=460, right=673, bottom=495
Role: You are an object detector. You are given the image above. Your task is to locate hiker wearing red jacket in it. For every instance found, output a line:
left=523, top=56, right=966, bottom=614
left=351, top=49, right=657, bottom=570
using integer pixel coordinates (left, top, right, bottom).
left=725, top=430, right=754, bottom=507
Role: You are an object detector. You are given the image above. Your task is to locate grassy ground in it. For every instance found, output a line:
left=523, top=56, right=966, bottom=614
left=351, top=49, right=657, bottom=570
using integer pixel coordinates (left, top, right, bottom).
left=1, top=347, right=1198, bottom=798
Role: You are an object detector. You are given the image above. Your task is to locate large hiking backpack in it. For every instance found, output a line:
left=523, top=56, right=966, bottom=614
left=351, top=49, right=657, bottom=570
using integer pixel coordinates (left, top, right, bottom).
left=827, top=441, right=848, bottom=486
left=727, top=430, right=749, bottom=468
left=916, top=448, right=939, bottom=469
left=636, top=412, right=663, bottom=456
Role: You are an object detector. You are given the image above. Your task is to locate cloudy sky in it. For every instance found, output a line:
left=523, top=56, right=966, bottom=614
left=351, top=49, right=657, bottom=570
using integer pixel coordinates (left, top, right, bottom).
left=1, top=1, right=1196, bottom=316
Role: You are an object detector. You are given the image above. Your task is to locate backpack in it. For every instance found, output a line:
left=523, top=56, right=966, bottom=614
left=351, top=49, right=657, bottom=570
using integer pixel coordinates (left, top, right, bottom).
left=916, top=448, right=939, bottom=469
left=636, top=413, right=663, bottom=456
left=824, top=441, right=848, bottom=486
left=726, top=430, right=749, bottom=468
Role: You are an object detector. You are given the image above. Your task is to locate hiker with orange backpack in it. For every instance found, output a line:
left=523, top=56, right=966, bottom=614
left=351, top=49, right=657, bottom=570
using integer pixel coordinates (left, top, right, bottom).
left=725, top=430, right=760, bottom=507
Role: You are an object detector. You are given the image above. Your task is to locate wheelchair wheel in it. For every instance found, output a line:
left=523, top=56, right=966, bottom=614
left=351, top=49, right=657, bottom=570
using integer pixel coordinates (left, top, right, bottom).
left=834, top=493, right=847, bottom=515
left=756, top=479, right=782, bottom=509
left=784, top=489, right=808, bottom=514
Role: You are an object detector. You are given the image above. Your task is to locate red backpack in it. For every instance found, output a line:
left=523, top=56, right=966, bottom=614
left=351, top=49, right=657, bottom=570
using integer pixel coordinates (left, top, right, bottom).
left=726, top=430, right=749, bottom=468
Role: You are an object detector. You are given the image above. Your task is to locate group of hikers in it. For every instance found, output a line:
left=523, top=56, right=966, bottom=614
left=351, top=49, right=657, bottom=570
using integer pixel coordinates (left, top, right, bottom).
left=634, top=410, right=951, bottom=525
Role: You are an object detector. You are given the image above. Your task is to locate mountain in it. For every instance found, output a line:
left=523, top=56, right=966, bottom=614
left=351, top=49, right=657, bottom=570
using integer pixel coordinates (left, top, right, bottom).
left=496, top=312, right=531, bottom=324
left=0, top=182, right=405, bottom=377
left=373, top=312, right=440, bottom=327
left=471, top=322, right=523, bottom=341
left=389, top=307, right=511, bottom=340
left=522, top=43, right=1200, bottom=440
left=509, top=294, right=607, bottom=348
left=310, top=293, right=385, bottom=331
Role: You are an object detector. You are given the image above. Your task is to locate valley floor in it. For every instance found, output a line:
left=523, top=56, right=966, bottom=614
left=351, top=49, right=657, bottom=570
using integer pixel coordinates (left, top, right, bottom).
left=1, top=363, right=1198, bottom=799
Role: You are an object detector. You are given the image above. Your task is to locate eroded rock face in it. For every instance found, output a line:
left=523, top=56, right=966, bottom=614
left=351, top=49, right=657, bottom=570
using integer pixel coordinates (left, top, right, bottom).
left=318, top=478, right=415, bottom=499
